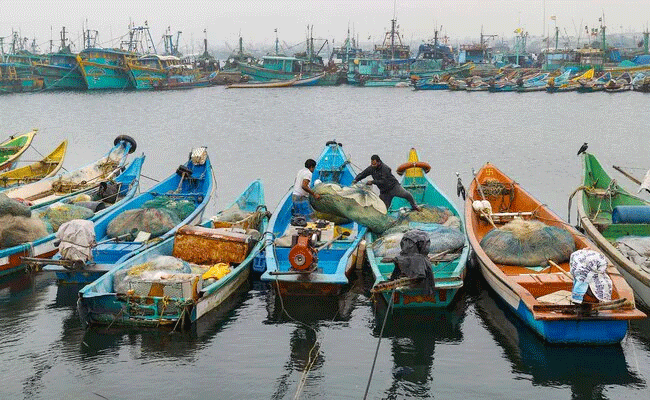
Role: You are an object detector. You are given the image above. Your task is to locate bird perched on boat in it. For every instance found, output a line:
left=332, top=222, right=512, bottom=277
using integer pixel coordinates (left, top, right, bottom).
left=456, top=172, right=466, bottom=200
left=577, top=142, right=588, bottom=156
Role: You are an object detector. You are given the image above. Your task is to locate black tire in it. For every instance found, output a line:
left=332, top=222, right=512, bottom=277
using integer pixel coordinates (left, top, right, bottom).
left=325, top=140, right=341, bottom=147
left=114, top=135, right=137, bottom=154
left=176, top=164, right=192, bottom=176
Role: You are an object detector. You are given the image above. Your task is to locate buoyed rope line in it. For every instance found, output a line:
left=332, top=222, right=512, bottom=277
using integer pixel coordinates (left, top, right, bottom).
left=363, top=290, right=395, bottom=400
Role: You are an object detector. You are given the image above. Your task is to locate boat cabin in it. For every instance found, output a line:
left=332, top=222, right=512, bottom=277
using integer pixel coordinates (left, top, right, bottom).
left=259, top=56, right=303, bottom=73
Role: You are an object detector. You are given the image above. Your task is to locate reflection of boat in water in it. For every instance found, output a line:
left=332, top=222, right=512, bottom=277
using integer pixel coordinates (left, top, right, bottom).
left=472, top=275, right=644, bottom=396
left=368, top=289, right=467, bottom=398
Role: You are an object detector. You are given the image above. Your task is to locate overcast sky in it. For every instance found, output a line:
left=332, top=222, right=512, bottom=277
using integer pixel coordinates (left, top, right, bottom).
left=2, top=0, right=649, bottom=54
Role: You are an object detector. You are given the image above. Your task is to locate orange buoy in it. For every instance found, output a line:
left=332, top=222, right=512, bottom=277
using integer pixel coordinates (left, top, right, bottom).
left=396, top=161, right=431, bottom=175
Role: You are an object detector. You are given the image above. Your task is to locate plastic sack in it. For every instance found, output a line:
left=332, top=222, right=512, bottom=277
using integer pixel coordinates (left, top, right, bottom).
left=56, top=219, right=96, bottom=262
left=480, top=219, right=575, bottom=266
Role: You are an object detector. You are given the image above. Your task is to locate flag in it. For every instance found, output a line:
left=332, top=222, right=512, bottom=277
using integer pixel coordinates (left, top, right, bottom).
left=550, top=15, right=556, bottom=21
left=514, top=28, right=522, bottom=34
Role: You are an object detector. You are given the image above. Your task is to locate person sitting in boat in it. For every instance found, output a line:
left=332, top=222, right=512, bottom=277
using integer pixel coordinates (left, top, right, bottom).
left=352, top=155, right=421, bottom=211
left=292, top=158, right=321, bottom=218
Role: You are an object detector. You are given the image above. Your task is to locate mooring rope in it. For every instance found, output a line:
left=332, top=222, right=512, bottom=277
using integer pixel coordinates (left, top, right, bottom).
left=363, top=290, right=395, bottom=400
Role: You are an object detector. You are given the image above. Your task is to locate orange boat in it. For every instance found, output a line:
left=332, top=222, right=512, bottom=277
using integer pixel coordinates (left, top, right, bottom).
left=465, top=162, right=645, bottom=344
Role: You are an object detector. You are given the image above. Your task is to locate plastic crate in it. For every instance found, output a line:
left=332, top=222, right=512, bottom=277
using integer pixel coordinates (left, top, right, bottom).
left=252, top=251, right=266, bottom=273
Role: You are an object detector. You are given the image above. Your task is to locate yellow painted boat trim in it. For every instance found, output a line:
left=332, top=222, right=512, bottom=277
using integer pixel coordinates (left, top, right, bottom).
left=0, top=140, right=67, bottom=188
left=405, top=148, right=424, bottom=178
left=0, top=130, right=37, bottom=171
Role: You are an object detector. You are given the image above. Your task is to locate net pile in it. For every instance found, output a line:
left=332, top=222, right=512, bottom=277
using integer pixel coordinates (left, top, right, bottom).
left=310, top=183, right=394, bottom=233
left=143, top=196, right=196, bottom=221
left=0, top=215, right=50, bottom=249
left=107, top=208, right=180, bottom=240
left=372, top=223, right=465, bottom=258
left=480, top=219, right=575, bottom=266
left=113, top=255, right=193, bottom=294
left=0, top=193, right=31, bottom=217
left=38, top=203, right=95, bottom=231
left=211, top=204, right=264, bottom=230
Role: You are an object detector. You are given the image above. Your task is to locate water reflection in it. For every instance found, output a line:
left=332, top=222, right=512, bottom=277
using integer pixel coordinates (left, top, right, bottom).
left=371, top=290, right=467, bottom=399
left=78, top=280, right=253, bottom=363
left=470, top=275, right=646, bottom=398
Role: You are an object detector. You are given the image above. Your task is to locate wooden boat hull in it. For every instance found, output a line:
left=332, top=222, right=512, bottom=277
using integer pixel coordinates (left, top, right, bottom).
left=576, top=153, right=650, bottom=309
left=466, top=162, right=645, bottom=344
left=0, top=155, right=144, bottom=278
left=78, top=179, right=267, bottom=327
left=4, top=137, right=135, bottom=207
left=226, top=77, right=297, bottom=88
left=0, top=140, right=67, bottom=190
left=366, top=148, right=469, bottom=309
left=261, top=141, right=366, bottom=295
left=46, top=149, right=213, bottom=283
left=35, top=64, right=86, bottom=90
left=0, top=131, right=36, bottom=172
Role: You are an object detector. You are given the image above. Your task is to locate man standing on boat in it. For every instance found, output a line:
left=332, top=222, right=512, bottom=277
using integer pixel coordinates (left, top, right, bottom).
left=292, top=159, right=321, bottom=218
left=352, top=155, right=421, bottom=211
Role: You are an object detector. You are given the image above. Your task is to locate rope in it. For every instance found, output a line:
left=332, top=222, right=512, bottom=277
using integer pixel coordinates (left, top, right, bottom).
left=271, top=277, right=339, bottom=400
left=363, top=290, right=394, bottom=400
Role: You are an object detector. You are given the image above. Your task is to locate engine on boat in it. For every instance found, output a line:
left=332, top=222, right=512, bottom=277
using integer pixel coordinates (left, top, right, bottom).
left=289, top=228, right=319, bottom=271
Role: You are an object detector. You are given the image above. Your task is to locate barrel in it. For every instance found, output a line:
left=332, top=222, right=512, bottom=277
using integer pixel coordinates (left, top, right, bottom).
left=611, top=205, right=650, bottom=224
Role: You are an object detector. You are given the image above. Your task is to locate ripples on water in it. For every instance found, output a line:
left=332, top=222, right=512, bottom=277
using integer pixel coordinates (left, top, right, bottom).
left=0, top=87, right=649, bottom=399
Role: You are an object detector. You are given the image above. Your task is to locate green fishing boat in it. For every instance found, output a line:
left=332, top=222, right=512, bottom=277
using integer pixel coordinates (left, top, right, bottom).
left=576, top=152, right=650, bottom=309
left=0, top=130, right=36, bottom=172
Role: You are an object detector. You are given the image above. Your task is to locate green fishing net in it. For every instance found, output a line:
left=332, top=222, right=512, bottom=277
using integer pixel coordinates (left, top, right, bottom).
left=142, top=196, right=196, bottom=221
left=310, top=183, right=394, bottom=234
left=480, top=219, right=576, bottom=266
left=107, top=208, right=180, bottom=240
left=0, top=193, right=31, bottom=218
left=38, top=203, right=95, bottom=231
left=0, top=215, right=50, bottom=248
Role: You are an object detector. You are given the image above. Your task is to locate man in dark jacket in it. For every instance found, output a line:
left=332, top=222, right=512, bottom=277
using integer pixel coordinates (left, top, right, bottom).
left=352, top=154, right=421, bottom=211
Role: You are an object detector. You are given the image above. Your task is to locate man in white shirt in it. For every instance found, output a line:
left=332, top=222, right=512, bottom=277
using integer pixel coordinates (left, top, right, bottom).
left=292, top=158, right=321, bottom=217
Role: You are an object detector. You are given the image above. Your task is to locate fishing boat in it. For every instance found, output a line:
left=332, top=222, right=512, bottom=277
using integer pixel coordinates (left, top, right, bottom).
left=33, top=28, right=86, bottom=90
left=77, top=179, right=268, bottom=328
left=78, top=48, right=135, bottom=90
left=0, top=130, right=36, bottom=172
left=261, top=141, right=367, bottom=295
left=366, top=148, right=469, bottom=309
left=0, top=63, right=44, bottom=93
left=292, top=73, right=325, bottom=87
left=413, top=76, right=449, bottom=90
left=43, top=147, right=213, bottom=283
left=127, top=54, right=183, bottom=90
left=0, top=140, right=67, bottom=190
left=465, top=162, right=645, bottom=344
left=4, top=135, right=136, bottom=207
left=226, top=77, right=297, bottom=89
left=0, top=154, right=144, bottom=278
left=575, top=153, right=650, bottom=309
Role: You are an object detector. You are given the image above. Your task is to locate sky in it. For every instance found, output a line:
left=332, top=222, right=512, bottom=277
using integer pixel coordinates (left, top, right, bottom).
left=2, top=0, right=649, bottom=54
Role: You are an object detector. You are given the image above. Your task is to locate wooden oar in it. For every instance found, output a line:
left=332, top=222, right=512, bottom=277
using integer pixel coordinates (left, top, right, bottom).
left=612, top=165, right=642, bottom=185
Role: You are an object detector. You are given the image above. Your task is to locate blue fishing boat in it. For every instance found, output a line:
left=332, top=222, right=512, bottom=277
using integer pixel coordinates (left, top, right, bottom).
left=127, top=54, right=182, bottom=90
left=413, top=76, right=449, bottom=90
left=366, top=148, right=469, bottom=309
left=78, top=48, right=135, bottom=90
left=261, top=141, right=367, bottom=295
left=238, top=55, right=302, bottom=81
left=2, top=153, right=144, bottom=278
left=43, top=147, right=213, bottom=283
left=78, top=179, right=268, bottom=328
left=33, top=28, right=86, bottom=90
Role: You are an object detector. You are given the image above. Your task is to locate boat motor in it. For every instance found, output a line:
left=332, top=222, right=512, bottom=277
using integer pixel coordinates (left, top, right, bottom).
left=289, top=228, right=319, bottom=271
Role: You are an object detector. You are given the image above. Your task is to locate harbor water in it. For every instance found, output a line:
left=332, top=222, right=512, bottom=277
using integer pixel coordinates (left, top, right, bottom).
left=0, top=87, right=649, bottom=399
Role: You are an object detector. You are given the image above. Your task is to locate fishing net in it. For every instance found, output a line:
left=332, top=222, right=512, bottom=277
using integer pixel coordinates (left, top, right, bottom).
left=0, top=215, right=50, bottom=249
left=480, top=219, right=576, bottom=266
left=313, top=211, right=351, bottom=225
left=615, top=236, right=650, bottom=271
left=310, top=183, right=394, bottom=234
left=113, top=255, right=193, bottom=294
left=68, top=194, right=92, bottom=203
left=211, top=204, right=264, bottom=230
left=373, top=223, right=465, bottom=258
left=106, top=208, right=180, bottom=240
left=142, top=196, right=196, bottom=221
left=38, top=203, right=95, bottom=231
left=0, top=193, right=31, bottom=218
left=394, top=205, right=452, bottom=225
